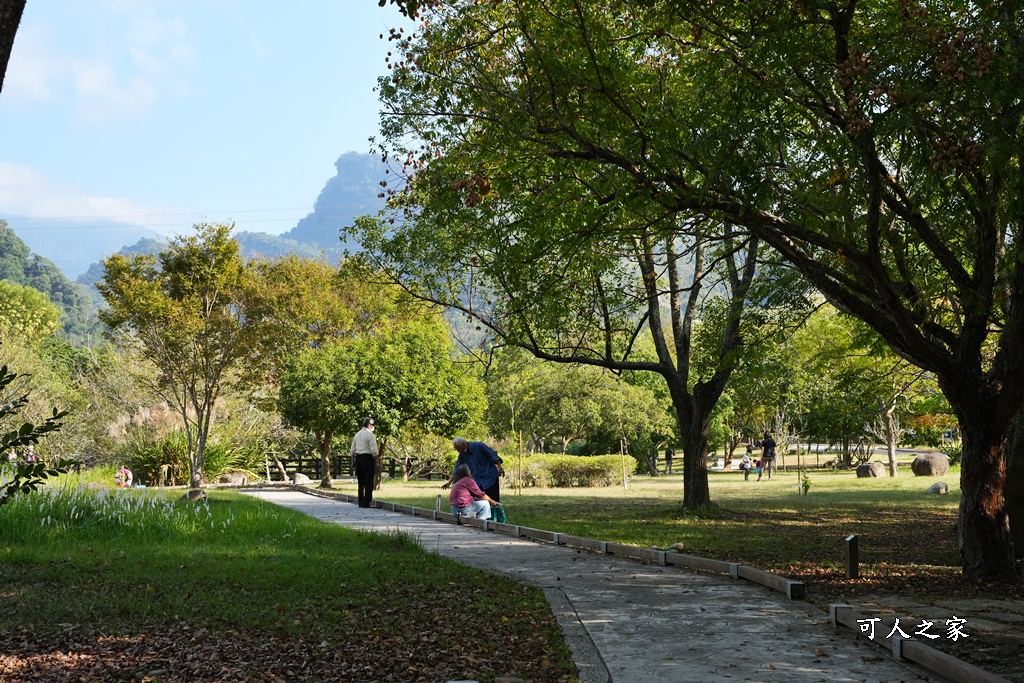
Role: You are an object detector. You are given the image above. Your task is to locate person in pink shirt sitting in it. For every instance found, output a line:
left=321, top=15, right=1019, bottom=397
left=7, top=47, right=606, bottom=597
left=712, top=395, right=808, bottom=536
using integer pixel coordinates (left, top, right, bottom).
left=449, top=464, right=500, bottom=519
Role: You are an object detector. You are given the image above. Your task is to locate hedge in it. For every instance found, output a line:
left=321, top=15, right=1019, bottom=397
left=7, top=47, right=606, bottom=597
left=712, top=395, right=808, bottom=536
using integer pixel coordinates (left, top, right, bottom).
left=502, top=453, right=637, bottom=488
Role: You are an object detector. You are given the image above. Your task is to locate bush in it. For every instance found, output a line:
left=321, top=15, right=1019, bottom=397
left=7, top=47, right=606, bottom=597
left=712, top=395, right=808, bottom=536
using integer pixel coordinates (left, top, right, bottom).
left=122, top=429, right=263, bottom=486
left=504, top=454, right=636, bottom=488
left=941, top=441, right=962, bottom=467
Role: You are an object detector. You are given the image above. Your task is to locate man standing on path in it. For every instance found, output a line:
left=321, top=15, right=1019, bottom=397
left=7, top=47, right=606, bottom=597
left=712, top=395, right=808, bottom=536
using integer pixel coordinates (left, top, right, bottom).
left=757, top=431, right=777, bottom=481
left=442, top=437, right=504, bottom=502
left=349, top=417, right=378, bottom=508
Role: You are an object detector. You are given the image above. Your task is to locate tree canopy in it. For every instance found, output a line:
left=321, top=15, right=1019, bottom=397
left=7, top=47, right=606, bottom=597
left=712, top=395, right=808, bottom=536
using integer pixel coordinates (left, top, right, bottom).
left=0, top=281, right=60, bottom=343
left=371, top=0, right=1024, bottom=581
left=279, top=304, right=482, bottom=487
left=98, top=223, right=250, bottom=488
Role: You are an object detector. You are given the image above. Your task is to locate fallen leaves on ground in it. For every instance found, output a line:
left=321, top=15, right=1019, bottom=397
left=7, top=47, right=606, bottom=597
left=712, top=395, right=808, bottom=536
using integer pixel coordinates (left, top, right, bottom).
left=786, top=562, right=1024, bottom=683
left=0, top=612, right=576, bottom=683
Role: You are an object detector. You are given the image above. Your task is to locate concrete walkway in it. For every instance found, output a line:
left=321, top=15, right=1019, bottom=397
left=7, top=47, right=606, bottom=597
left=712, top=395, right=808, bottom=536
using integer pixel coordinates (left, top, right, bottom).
left=242, top=489, right=938, bottom=683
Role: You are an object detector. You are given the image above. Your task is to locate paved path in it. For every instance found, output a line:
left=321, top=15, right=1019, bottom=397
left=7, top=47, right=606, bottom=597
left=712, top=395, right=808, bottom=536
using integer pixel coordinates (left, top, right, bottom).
left=242, top=489, right=937, bottom=683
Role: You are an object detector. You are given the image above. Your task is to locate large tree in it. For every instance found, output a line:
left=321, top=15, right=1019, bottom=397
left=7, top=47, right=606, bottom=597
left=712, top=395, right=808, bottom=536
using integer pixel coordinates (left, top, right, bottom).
left=98, top=223, right=250, bottom=488
left=241, top=257, right=386, bottom=389
left=372, top=0, right=1023, bottom=581
left=279, top=304, right=482, bottom=488
left=0, top=0, right=24, bottom=95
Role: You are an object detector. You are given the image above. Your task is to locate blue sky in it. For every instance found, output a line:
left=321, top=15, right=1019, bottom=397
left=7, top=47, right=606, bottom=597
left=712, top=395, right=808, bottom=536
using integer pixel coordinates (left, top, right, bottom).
left=0, top=1, right=407, bottom=237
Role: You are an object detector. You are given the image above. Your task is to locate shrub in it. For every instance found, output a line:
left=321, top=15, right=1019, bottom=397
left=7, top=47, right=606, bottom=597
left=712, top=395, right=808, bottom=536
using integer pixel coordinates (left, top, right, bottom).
left=941, top=441, right=962, bottom=467
left=122, top=430, right=263, bottom=486
left=504, top=454, right=636, bottom=489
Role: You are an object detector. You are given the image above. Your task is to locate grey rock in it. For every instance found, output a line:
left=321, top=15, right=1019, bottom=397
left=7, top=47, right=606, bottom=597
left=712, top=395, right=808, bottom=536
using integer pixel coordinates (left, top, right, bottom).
left=926, top=481, right=950, bottom=494
left=180, top=489, right=207, bottom=502
left=911, top=453, right=950, bottom=477
left=856, top=461, right=886, bottom=478
left=293, top=472, right=311, bottom=485
left=219, top=472, right=249, bottom=486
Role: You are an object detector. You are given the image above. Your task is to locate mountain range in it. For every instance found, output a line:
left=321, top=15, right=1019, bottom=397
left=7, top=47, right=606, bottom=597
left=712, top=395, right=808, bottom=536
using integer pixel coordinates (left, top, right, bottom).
left=6, top=151, right=387, bottom=285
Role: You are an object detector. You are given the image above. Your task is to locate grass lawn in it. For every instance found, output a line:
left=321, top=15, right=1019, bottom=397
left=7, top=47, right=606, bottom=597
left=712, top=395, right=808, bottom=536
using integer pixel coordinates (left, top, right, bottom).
left=0, top=481, right=576, bottom=683
left=370, top=465, right=964, bottom=591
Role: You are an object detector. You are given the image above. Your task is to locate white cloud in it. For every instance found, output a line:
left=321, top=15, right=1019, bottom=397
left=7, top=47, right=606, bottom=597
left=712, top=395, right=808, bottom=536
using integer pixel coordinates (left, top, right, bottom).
left=3, top=26, right=62, bottom=103
left=0, top=162, right=167, bottom=226
left=4, top=3, right=197, bottom=125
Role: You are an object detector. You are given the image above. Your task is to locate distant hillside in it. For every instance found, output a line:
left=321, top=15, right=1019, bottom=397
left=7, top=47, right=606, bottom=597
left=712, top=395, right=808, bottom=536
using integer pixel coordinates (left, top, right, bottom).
left=2, top=214, right=161, bottom=279
left=280, top=151, right=387, bottom=251
left=38, top=150, right=388, bottom=296
left=75, top=237, right=167, bottom=312
left=76, top=232, right=337, bottom=291
left=0, top=222, right=100, bottom=344
left=234, top=231, right=337, bottom=263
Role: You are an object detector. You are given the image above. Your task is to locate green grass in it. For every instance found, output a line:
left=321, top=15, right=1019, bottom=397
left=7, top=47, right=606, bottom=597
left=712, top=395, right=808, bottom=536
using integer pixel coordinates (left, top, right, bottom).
left=365, top=465, right=964, bottom=597
left=0, top=484, right=576, bottom=683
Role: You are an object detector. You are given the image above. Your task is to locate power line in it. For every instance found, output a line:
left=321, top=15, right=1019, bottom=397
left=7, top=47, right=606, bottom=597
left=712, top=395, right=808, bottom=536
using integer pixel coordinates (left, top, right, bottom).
left=4, top=212, right=373, bottom=232
left=0, top=207, right=314, bottom=221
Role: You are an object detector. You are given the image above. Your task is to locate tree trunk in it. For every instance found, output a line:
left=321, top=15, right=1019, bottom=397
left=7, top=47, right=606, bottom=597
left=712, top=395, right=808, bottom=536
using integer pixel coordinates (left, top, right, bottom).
left=316, top=430, right=333, bottom=489
left=190, top=425, right=207, bottom=489
left=958, top=428, right=1016, bottom=581
left=373, top=437, right=388, bottom=490
left=678, top=392, right=713, bottom=508
left=0, top=0, right=26, bottom=95
left=272, top=456, right=288, bottom=483
left=1007, top=420, right=1024, bottom=560
left=643, top=450, right=660, bottom=477
left=879, top=397, right=898, bottom=477
left=681, top=426, right=710, bottom=507
left=272, top=454, right=288, bottom=481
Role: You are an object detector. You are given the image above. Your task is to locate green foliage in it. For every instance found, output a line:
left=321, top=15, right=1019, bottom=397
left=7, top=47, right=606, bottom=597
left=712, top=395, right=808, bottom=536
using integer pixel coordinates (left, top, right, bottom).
left=99, top=223, right=250, bottom=488
left=487, top=350, right=674, bottom=457
left=0, top=356, right=72, bottom=506
left=389, top=431, right=458, bottom=480
left=0, top=280, right=60, bottom=342
left=240, top=256, right=378, bottom=392
left=279, top=305, right=483, bottom=477
left=504, top=454, right=636, bottom=489
left=0, top=222, right=99, bottom=343
left=368, top=0, right=1024, bottom=577
left=942, top=441, right=963, bottom=468
left=121, top=429, right=263, bottom=486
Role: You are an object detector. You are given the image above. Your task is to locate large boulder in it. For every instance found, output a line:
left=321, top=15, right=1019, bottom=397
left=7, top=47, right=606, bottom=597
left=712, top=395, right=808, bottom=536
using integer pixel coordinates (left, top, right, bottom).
left=856, top=461, right=886, bottom=478
left=180, top=489, right=207, bottom=502
left=911, top=453, right=950, bottom=477
left=926, top=481, right=950, bottom=494
left=218, top=472, right=249, bottom=486
left=292, top=472, right=311, bottom=485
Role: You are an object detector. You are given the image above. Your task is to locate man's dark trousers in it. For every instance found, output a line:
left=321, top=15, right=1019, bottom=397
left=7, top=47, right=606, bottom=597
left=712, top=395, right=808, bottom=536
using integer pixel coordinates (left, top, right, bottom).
left=355, top=453, right=376, bottom=507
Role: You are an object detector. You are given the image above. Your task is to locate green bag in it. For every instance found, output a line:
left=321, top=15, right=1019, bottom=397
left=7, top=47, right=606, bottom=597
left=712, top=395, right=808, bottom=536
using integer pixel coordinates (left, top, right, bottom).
left=490, top=504, right=507, bottom=523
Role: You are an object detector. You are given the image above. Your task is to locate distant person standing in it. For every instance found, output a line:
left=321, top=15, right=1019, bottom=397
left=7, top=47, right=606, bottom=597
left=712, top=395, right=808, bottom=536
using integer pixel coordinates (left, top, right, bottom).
left=664, top=447, right=674, bottom=474
left=757, top=431, right=777, bottom=481
left=349, top=417, right=378, bottom=508
left=740, top=445, right=754, bottom=481
left=443, top=437, right=504, bottom=502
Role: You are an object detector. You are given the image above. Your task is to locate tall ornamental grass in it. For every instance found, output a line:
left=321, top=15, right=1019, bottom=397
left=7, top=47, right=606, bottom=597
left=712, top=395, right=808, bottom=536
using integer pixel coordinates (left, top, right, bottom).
left=1, top=485, right=221, bottom=543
